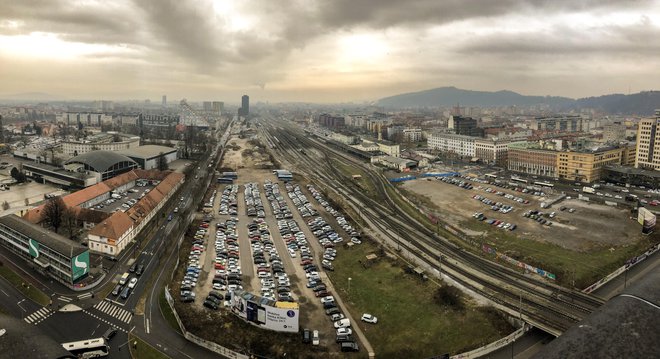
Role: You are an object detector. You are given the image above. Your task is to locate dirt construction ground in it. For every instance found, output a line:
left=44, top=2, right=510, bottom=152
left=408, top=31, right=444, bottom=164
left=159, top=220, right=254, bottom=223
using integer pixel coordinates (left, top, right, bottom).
left=401, top=177, right=643, bottom=252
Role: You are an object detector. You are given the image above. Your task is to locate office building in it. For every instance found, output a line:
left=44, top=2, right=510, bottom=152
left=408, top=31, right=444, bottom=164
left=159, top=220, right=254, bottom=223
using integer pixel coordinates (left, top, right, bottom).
left=162, top=95, right=167, bottom=106
left=203, top=101, right=213, bottom=112
left=557, top=146, right=633, bottom=183
left=428, top=133, right=476, bottom=158
left=0, top=215, right=90, bottom=286
left=474, top=138, right=511, bottom=166
left=212, top=101, right=224, bottom=114
left=602, top=122, right=626, bottom=143
left=448, top=115, right=483, bottom=137
left=240, top=95, right=250, bottom=117
left=532, top=115, right=583, bottom=132
left=318, top=114, right=345, bottom=128
left=635, top=110, right=660, bottom=170
left=508, top=142, right=634, bottom=182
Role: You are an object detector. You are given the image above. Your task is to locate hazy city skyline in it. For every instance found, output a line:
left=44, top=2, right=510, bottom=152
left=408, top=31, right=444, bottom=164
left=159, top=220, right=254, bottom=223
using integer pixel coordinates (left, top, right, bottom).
left=1, top=0, right=659, bottom=103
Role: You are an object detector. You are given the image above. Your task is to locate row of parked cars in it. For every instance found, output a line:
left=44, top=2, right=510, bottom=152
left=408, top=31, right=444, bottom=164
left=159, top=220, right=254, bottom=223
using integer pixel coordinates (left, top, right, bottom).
left=264, top=180, right=294, bottom=220
left=248, top=215, right=292, bottom=300
left=522, top=210, right=554, bottom=226
left=438, top=176, right=474, bottom=190
left=472, top=194, right=515, bottom=214
left=180, top=220, right=212, bottom=303
left=286, top=183, right=318, bottom=218
left=307, top=185, right=361, bottom=239
left=472, top=212, right=517, bottom=231
left=244, top=183, right=266, bottom=218
left=218, top=184, right=238, bottom=216
left=481, top=187, right=530, bottom=204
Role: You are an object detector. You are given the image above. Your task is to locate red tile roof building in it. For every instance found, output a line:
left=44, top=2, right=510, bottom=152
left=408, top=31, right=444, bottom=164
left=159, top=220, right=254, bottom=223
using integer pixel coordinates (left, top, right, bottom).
left=23, top=169, right=184, bottom=255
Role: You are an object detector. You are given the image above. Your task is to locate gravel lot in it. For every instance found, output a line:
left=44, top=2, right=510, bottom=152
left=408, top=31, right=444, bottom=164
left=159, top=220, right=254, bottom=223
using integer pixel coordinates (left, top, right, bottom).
left=401, top=178, right=643, bottom=251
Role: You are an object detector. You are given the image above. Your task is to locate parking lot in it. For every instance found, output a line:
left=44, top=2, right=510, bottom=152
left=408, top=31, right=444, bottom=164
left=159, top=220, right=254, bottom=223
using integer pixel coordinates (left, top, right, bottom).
left=401, top=175, right=643, bottom=251
left=171, top=163, right=369, bottom=352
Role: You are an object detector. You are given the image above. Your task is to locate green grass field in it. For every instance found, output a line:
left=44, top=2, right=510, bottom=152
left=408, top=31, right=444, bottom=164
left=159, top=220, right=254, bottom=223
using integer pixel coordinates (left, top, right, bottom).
left=0, top=265, right=50, bottom=306
left=330, top=159, right=378, bottom=197
left=327, top=241, right=512, bottom=358
left=461, top=219, right=657, bottom=288
left=129, top=334, right=171, bottom=359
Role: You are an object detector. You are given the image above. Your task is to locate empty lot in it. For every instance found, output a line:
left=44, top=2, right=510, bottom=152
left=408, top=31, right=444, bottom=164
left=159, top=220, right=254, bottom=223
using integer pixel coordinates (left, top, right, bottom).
left=400, top=177, right=642, bottom=251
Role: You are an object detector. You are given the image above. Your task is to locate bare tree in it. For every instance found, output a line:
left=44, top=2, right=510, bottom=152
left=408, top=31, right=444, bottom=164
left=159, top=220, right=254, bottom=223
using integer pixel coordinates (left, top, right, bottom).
left=157, top=152, right=169, bottom=171
left=2, top=201, right=9, bottom=210
left=63, top=210, right=78, bottom=241
left=43, top=196, right=66, bottom=233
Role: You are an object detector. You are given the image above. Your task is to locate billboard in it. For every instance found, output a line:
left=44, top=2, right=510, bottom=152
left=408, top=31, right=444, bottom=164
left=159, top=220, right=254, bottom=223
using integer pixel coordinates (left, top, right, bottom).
left=638, top=207, right=656, bottom=234
left=230, top=291, right=299, bottom=333
left=70, top=251, right=90, bottom=282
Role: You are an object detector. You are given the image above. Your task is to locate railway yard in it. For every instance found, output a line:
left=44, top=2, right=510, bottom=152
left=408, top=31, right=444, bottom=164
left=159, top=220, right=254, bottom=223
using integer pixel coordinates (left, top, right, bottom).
left=166, top=117, right=658, bottom=358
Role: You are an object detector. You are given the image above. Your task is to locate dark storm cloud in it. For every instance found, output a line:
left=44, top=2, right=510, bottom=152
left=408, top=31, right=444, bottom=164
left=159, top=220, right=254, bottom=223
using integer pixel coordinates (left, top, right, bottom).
left=131, top=0, right=230, bottom=68
left=313, top=0, right=652, bottom=30
left=457, top=18, right=660, bottom=58
left=0, top=0, right=138, bottom=44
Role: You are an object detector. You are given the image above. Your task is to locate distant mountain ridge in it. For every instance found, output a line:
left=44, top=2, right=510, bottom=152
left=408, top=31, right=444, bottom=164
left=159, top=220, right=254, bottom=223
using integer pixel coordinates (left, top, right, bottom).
left=377, top=86, right=660, bottom=115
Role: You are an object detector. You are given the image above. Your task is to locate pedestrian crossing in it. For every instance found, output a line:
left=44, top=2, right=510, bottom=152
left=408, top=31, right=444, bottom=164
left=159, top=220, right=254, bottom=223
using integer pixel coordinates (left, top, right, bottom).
left=24, top=307, right=54, bottom=324
left=92, top=300, right=133, bottom=324
left=57, top=296, right=72, bottom=303
left=78, top=292, right=93, bottom=300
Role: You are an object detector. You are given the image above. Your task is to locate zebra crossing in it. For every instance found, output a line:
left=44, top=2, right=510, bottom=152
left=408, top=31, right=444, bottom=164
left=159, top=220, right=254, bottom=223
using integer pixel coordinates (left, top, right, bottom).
left=24, top=307, right=54, bottom=324
left=92, top=300, right=133, bottom=324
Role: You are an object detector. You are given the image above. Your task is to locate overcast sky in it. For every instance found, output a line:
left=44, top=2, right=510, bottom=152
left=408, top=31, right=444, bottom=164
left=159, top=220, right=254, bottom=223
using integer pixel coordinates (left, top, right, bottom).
left=1, top=0, right=659, bottom=103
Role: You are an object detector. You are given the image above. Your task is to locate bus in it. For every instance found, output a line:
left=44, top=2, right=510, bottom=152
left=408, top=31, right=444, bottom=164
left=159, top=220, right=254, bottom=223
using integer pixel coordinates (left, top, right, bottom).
left=485, top=173, right=498, bottom=180
left=61, top=337, right=109, bottom=358
left=511, top=177, right=528, bottom=184
left=534, top=181, right=554, bottom=188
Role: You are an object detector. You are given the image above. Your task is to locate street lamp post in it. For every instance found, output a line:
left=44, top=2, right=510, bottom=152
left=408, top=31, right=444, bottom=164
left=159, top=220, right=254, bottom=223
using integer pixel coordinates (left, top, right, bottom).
left=348, top=277, right=352, bottom=295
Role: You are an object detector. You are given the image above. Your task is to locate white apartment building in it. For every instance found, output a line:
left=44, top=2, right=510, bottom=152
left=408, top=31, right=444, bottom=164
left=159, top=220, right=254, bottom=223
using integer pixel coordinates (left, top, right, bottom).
left=403, top=128, right=422, bottom=142
left=62, top=132, right=141, bottom=156
left=57, top=112, right=113, bottom=127
left=427, top=133, right=476, bottom=157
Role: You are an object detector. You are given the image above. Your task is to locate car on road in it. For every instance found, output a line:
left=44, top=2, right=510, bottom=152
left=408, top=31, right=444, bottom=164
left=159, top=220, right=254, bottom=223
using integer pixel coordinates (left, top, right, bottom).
left=128, top=277, right=138, bottom=289
left=103, top=328, right=117, bottom=341
left=129, top=263, right=137, bottom=273
left=111, top=284, right=123, bottom=296
left=120, top=287, right=131, bottom=299
left=361, top=313, right=378, bottom=324
left=136, top=264, right=144, bottom=276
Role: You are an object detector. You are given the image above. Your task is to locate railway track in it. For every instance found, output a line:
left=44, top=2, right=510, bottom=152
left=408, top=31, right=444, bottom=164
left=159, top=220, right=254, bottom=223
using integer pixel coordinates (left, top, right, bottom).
left=257, top=120, right=603, bottom=335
